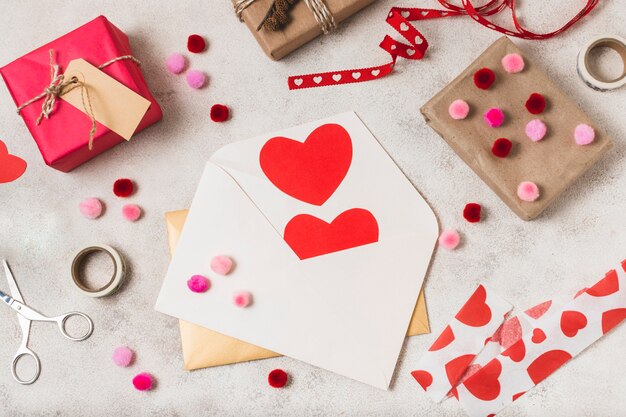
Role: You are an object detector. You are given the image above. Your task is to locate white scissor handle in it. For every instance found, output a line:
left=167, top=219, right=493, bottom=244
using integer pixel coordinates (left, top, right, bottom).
left=11, top=346, right=41, bottom=385
left=54, top=312, right=94, bottom=341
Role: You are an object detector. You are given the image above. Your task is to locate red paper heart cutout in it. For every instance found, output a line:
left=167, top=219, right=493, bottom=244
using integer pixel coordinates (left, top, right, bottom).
left=411, top=370, right=433, bottom=390
left=602, top=308, right=626, bottom=334
left=284, top=208, right=378, bottom=260
left=502, top=338, right=526, bottom=362
left=0, top=140, right=27, bottom=184
left=527, top=350, right=572, bottom=385
left=429, top=325, right=455, bottom=351
left=531, top=328, right=547, bottom=344
left=445, top=354, right=474, bottom=387
left=455, top=285, right=492, bottom=327
left=585, top=269, right=619, bottom=297
left=260, top=124, right=352, bottom=206
left=524, top=300, right=552, bottom=319
left=560, top=310, right=587, bottom=338
left=462, top=359, right=502, bottom=401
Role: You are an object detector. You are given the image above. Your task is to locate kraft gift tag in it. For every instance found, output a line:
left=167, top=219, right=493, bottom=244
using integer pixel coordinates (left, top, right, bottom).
left=61, top=59, right=151, bottom=140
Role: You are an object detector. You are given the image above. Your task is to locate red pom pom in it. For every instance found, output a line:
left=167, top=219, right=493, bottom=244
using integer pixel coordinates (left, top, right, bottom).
left=268, top=369, right=288, bottom=388
left=491, top=138, right=512, bottom=158
left=187, top=34, right=206, bottom=53
left=113, top=178, right=134, bottom=198
left=463, top=203, right=482, bottom=223
left=525, top=93, right=546, bottom=114
left=210, top=104, right=230, bottom=122
left=473, top=68, right=495, bottom=90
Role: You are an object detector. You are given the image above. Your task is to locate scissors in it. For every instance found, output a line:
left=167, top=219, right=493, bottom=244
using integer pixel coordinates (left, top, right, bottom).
left=0, top=260, right=94, bottom=384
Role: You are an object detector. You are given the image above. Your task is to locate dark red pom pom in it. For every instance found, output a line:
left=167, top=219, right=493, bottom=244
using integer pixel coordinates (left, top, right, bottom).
left=113, top=178, right=134, bottom=198
left=210, top=104, right=230, bottom=122
left=187, top=34, right=206, bottom=53
left=268, top=369, right=288, bottom=388
left=525, top=93, right=546, bottom=114
left=463, top=203, right=482, bottom=223
left=473, top=68, right=495, bottom=90
left=491, top=138, right=512, bottom=158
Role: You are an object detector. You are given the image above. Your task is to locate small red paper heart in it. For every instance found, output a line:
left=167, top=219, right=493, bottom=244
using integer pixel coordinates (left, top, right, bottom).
left=455, top=285, right=492, bottom=327
left=260, top=123, right=352, bottom=206
left=527, top=350, right=572, bottom=384
left=502, top=338, right=525, bottom=362
left=602, top=308, right=626, bottom=334
left=0, top=140, right=27, bottom=184
left=429, top=325, right=455, bottom=351
left=283, top=208, right=378, bottom=260
left=560, top=310, right=587, bottom=338
left=411, top=370, right=433, bottom=390
left=462, top=359, right=502, bottom=401
left=585, top=269, right=619, bottom=297
left=531, top=328, right=547, bottom=344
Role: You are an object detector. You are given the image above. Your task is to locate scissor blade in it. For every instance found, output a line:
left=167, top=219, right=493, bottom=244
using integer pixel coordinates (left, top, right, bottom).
left=2, top=260, right=25, bottom=303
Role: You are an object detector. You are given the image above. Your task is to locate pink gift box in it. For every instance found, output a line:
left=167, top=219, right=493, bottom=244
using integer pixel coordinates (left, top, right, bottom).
left=0, top=16, right=162, bottom=172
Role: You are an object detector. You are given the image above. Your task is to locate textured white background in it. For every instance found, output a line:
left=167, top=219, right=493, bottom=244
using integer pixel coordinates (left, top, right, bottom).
left=0, top=1, right=624, bottom=416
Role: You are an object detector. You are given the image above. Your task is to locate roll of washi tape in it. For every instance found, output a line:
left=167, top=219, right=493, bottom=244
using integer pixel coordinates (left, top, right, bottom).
left=577, top=35, right=626, bottom=91
left=71, top=245, right=126, bottom=298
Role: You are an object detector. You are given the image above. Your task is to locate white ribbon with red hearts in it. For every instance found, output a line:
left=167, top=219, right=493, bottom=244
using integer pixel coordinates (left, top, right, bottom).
left=412, top=260, right=626, bottom=417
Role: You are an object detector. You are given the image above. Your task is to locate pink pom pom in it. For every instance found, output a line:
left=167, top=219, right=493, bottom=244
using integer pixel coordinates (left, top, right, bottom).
left=501, top=53, right=525, bottom=73
left=79, top=198, right=103, bottom=219
left=574, top=123, right=595, bottom=145
left=187, top=275, right=210, bottom=293
left=438, top=230, right=460, bottom=250
left=233, top=290, right=252, bottom=308
left=448, top=99, right=470, bottom=120
left=122, top=204, right=142, bottom=222
left=165, top=53, right=186, bottom=74
left=483, top=108, right=505, bottom=128
left=517, top=181, right=540, bottom=202
left=525, top=119, right=547, bottom=142
left=112, top=346, right=134, bottom=367
left=186, top=70, right=207, bottom=89
left=132, top=372, right=154, bottom=391
left=210, top=255, right=233, bottom=275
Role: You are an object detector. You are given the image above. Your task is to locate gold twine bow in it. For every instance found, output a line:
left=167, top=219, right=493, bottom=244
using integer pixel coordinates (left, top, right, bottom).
left=16, top=49, right=141, bottom=150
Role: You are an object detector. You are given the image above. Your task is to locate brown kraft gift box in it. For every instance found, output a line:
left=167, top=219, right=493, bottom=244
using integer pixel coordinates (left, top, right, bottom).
left=233, top=0, right=377, bottom=60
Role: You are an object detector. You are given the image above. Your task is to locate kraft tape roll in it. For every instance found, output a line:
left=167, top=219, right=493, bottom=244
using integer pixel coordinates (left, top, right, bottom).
left=71, top=245, right=126, bottom=298
left=577, top=34, right=626, bottom=91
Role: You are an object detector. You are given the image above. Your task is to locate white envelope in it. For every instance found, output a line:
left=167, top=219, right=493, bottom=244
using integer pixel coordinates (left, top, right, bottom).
left=155, top=112, right=438, bottom=389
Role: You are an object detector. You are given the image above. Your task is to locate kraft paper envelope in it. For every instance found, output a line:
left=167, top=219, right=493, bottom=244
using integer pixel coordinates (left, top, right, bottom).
left=156, top=112, right=438, bottom=389
left=165, top=209, right=430, bottom=370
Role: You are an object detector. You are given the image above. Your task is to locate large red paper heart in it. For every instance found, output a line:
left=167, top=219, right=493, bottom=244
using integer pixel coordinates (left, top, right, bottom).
left=463, top=359, right=502, bottom=401
left=0, top=140, right=27, bottom=183
left=445, top=354, right=475, bottom=387
left=585, top=269, right=619, bottom=297
left=259, top=124, right=352, bottom=206
left=455, top=285, right=492, bottom=327
left=527, top=350, right=572, bottom=385
left=284, top=208, right=378, bottom=260
left=560, top=310, right=587, bottom=338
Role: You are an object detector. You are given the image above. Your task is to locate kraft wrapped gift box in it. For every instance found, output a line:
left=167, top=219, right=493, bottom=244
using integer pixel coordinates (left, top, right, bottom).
left=0, top=16, right=162, bottom=172
left=234, top=0, right=377, bottom=60
left=166, top=209, right=430, bottom=370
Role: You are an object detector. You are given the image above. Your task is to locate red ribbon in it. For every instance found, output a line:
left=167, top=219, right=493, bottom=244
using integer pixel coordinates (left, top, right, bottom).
left=288, top=0, right=598, bottom=90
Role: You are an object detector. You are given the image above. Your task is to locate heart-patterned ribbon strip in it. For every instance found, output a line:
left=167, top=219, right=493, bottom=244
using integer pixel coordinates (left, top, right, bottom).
left=288, top=0, right=598, bottom=90
left=412, top=259, right=626, bottom=417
